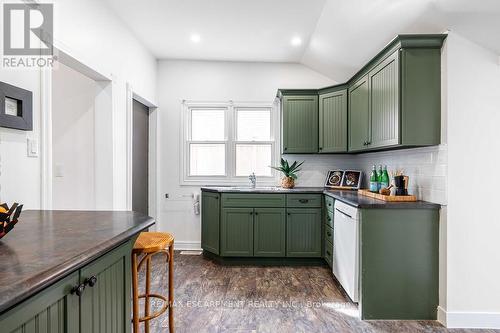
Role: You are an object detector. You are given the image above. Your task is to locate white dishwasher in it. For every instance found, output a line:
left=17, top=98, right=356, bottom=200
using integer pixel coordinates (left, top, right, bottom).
left=332, top=200, right=359, bottom=302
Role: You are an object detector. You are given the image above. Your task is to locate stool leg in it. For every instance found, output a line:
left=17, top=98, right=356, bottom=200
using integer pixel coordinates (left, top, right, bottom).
left=168, top=243, right=174, bottom=333
left=145, top=255, right=151, bottom=333
left=131, top=252, right=139, bottom=333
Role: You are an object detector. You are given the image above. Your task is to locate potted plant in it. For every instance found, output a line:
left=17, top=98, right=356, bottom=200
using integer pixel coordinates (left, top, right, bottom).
left=270, top=158, right=304, bottom=189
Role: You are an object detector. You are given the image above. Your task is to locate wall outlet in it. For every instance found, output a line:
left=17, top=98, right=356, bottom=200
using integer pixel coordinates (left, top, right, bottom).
left=27, top=138, right=38, bottom=157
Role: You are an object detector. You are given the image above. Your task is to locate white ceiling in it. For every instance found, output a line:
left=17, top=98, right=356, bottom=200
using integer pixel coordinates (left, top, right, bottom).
left=104, top=0, right=500, bottom=81
left=104, top=0, right=326, bottom=63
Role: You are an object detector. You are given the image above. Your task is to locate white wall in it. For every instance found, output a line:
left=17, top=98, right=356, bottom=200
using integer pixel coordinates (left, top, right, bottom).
left=444, top=32, right=500, bottom=328
left=52, top=63, right=96, bottom=209
left=157, top=60, right=335, bottom=248
left=0, top=71, right=41, bottom=208
left=0, top=0, right=157, bottom=210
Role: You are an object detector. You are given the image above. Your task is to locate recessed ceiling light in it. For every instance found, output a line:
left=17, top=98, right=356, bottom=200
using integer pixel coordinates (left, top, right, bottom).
left=190, top=34, right=201, bottom=43
left=291, top=36, right=302, bottom=47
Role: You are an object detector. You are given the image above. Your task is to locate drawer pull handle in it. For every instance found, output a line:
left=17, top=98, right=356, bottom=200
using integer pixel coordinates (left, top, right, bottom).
left=327, top=231, right=331, bottom=237
left=299, top=199, right=309, bottom=203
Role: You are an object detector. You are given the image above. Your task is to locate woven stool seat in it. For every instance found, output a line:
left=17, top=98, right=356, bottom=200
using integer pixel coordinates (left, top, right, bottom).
left=132, top=232, right=175, bottom=333
left=134, top=232, right=174, bottom=253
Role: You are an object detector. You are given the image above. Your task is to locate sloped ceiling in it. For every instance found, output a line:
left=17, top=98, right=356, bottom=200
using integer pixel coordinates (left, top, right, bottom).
left=104, top=0, right=500, bottom=82
left=301, top=0, right=500, bottom=81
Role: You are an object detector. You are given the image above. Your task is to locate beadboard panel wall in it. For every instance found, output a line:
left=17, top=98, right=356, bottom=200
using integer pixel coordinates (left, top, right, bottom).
left=355, top=145, right=448, bottom=205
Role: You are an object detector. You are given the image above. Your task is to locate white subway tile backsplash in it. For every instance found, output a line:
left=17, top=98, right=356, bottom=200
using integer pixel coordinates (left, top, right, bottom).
left=292, top=145, right=447, bottom=205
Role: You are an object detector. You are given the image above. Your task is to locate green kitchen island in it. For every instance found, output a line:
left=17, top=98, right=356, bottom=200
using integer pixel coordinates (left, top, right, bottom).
left=201, top=187, right=440, bottom=320
left=0, top=210, right=154, bottom=333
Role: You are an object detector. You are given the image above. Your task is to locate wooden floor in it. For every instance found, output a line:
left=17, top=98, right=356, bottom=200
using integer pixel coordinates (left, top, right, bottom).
left=136, top=251, right=497, bottom=333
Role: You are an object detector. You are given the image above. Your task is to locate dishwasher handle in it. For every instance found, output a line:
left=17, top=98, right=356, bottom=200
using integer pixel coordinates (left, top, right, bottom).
left=335, top=208, right=352, bottom=219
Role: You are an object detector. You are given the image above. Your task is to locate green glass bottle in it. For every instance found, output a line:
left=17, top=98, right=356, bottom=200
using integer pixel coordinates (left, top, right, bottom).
left=369, top=165, right=378, bottom=192
left=377, top=165, right=383, bottom=191
left=381, top=165, right=390, bottom=189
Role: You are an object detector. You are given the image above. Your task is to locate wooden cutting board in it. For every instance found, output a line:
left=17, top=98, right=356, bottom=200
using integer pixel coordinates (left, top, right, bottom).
left=358, top=189, right=417, bottom=202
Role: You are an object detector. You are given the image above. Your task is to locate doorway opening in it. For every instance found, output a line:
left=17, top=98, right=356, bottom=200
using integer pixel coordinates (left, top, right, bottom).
left=132, top=99, right=150, bottom=215
left=49, top=55, right=113, bottom=210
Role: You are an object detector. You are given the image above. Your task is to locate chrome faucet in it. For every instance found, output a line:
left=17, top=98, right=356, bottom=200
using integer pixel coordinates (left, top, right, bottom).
left=248, top=172, right=256, bottom=188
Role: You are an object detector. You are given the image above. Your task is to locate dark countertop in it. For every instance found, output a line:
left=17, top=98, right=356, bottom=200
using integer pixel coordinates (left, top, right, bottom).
left=323, top=189, right=441, bottom=209
left=201, top=186, right=325, bottom=193
left=201, top=186, right=441, bottom=209
left=0, top=210, right=154, bottom=314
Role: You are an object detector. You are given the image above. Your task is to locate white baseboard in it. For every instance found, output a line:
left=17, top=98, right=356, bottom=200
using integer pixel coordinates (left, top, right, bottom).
left=438, top=307, right=500, bottom=329
left=174, top=241, right=202, bottom=251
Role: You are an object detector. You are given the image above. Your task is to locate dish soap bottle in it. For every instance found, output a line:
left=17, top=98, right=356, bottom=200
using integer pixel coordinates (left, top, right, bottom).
left=380, top=165, right=390, bottom=189
left=369, top=165, right=378, bottom=192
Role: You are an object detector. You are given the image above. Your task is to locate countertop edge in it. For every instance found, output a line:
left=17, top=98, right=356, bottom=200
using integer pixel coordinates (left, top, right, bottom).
left=0, top=216, right=155, bottom=315
left=201, top=187, right=441, bottom=209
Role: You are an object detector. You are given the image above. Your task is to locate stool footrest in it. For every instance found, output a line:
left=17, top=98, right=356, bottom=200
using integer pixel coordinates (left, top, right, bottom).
left=138, top=294, right=170, bottom=322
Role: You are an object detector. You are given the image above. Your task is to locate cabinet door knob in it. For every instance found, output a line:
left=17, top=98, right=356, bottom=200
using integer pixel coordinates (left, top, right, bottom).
left=255, top=212, right=258, bottom=215
left=319, top=147, right=323, bottom=150
left=71, top=283, right=85, bottom=297
left=284, top=147, right=288, bottom=151
left=85, top=275, right=98, bottom=287
left=327, top=231, right=331, bottom=237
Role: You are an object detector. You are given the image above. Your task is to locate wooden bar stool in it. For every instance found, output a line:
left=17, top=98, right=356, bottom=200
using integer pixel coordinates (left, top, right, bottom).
left=132, top=232, right=174, bottom=333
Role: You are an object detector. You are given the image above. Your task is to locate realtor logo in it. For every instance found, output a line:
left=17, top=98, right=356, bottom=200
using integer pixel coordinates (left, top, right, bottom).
left=3, top=3, right=53, bottom=56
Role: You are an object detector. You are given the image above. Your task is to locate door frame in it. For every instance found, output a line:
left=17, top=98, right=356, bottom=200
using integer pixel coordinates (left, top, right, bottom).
left=41, top=41, right=112, bottom=210
left=126, top=84, right=159, bottom=222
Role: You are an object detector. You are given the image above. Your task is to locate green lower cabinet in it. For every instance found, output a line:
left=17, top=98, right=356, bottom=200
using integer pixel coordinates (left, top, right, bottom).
left=360, top=208, right=439, bottom=320
left=0, top=241, right=133, bottom=333
left=253, top=208, right=286, bottom=257
left=0, top=271, right=80, bottom=333
left=286, top=208, right=322, bottom=257
left=221, top=208, right=254, bottom=257
left=201, top=192, right=220, bottom=255
left=80, top=241, right=132, bottom=333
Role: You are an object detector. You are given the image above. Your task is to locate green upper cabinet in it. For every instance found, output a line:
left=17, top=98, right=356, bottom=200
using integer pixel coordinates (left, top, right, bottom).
left=368, top=50, right=400, bottom=149
left=280, top=93, right=318, bottom=154
left=347, top=35, right=444, bottom=152
left=348, top=75, right=370, bottom=152
left=253, top=208, right=286, bottom=257
left=221, top=208, right=254, bottom=257
left=319, top=88, right=348, bottom=153
left=201, top=191, right=220, bottom=255
left=278, top=34, right=445, bottom=154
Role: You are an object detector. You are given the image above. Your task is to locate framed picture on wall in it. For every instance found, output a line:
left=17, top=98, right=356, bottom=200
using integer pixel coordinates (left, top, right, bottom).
left=324, top=169, right=362, bottom=190
left=0, top=81, right=33, bottom=131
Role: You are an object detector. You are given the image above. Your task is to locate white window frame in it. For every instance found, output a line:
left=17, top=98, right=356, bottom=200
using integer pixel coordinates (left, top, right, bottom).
left=180, top=100, right=280, bottom=186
